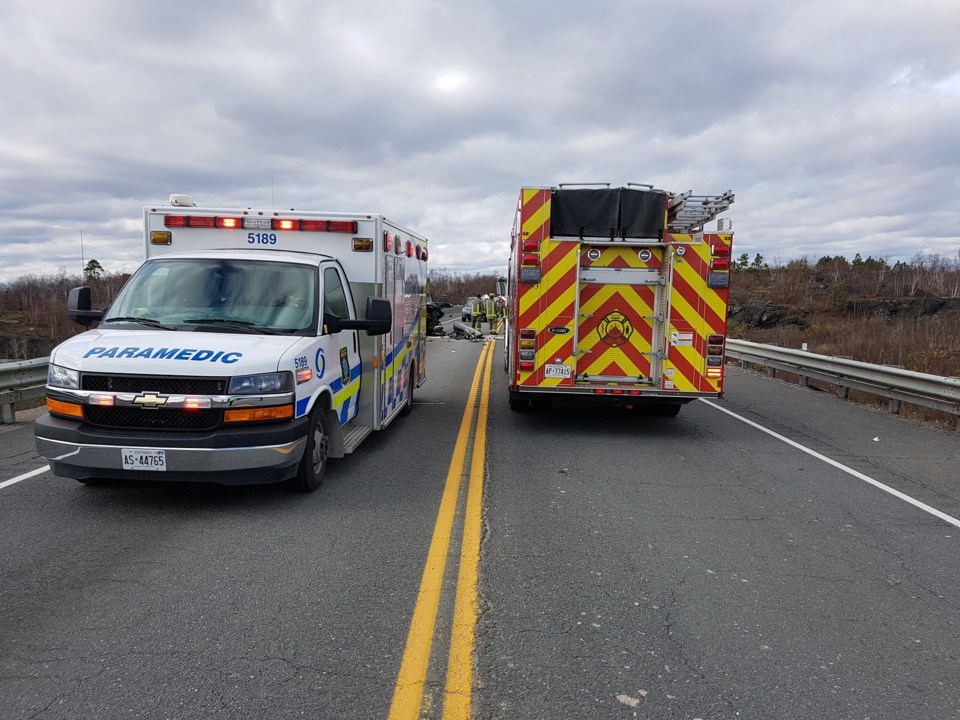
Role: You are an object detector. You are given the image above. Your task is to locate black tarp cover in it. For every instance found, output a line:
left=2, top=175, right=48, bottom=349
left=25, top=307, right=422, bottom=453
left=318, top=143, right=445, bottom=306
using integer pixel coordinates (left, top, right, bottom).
left=550, top=187, right=666, bottom=239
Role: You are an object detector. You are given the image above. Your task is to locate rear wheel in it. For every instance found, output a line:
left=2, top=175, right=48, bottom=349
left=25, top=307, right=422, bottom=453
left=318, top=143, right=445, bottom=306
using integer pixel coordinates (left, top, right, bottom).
left=654, top=403, right=682, bottom=417
left=508, top=391, right=527, bottom=411
left=290, top=408, right=329, bottom=492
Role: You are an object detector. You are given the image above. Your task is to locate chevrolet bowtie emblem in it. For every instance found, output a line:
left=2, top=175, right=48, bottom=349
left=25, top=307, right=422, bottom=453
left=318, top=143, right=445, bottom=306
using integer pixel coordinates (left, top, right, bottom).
left=133, top=392, right=168, bottom=408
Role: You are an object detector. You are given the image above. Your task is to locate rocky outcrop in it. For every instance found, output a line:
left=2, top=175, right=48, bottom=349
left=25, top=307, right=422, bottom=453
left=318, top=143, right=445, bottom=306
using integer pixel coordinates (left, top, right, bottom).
left=728, top=302, right=809, bottom=330
left=843, top=297, right=960, bottom=318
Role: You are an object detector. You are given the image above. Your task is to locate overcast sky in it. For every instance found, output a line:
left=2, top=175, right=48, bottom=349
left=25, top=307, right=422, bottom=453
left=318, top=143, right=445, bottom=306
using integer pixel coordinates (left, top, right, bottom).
left=2, top=0, right=959, bottom=284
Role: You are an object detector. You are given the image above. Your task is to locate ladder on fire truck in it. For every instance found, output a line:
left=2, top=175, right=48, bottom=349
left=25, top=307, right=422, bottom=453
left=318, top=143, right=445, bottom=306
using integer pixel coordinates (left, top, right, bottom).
left=667, top=190, right=735, bottom=232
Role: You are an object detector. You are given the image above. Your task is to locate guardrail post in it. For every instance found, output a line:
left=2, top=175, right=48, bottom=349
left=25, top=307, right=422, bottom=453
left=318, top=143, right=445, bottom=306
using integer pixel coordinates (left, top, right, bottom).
left=889, top=399, right=902, bottom=415
left=1, top=403, right=14, bottom=424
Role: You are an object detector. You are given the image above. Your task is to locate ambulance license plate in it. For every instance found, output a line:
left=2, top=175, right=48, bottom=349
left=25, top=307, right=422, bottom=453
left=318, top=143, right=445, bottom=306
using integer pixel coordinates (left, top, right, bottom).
left=544, top=364, right=571, bottom=378
left=122, top=449, right=166, bottom=471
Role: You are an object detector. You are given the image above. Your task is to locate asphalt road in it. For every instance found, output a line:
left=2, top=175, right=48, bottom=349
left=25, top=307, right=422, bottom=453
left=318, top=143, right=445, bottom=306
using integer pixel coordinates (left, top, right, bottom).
left=2, top=328, right=959, bottom=719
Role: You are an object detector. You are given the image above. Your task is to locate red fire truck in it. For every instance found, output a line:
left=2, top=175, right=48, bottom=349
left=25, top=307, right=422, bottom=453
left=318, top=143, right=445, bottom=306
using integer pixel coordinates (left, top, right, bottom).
left=504, top=184, right=734, bottom=414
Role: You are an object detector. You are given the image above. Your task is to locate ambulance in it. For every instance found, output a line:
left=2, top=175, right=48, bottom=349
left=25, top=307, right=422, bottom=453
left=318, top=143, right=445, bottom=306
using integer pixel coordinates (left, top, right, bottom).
left=505, top=184, right=734, bottom=414
left=34, top=195, right=428, bottom=491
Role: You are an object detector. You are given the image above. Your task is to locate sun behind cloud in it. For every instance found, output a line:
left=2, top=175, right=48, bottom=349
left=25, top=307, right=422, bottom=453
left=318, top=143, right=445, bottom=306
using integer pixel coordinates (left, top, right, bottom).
left=434, top=70, right=469, bottom=92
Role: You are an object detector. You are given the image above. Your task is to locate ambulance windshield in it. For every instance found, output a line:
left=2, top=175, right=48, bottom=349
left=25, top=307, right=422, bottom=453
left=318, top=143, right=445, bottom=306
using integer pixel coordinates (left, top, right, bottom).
left=104, top=258, right=318, bottom=334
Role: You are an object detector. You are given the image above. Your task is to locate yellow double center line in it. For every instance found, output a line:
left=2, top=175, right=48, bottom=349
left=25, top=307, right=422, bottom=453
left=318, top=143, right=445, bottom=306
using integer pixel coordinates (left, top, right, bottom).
left=388, top=340, right=494, bottom=720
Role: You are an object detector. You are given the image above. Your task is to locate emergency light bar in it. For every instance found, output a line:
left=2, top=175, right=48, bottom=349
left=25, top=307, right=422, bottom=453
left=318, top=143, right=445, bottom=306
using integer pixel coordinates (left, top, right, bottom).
left=162, top=215, right=358, bottom=233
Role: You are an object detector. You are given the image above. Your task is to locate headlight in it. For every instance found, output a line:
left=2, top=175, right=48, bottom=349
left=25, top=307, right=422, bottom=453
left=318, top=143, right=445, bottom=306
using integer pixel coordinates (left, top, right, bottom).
left=48, top=364, right=80, bottom=389
left=228, top=372, right=294, bottom=395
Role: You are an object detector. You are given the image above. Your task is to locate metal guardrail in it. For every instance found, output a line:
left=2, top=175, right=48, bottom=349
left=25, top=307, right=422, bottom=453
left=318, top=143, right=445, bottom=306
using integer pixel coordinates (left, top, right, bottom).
left=3, top=345, right=959, bottom=427
left=726, top=339, right=960, bottom=428
left=0, top=357, right=49, bottom=424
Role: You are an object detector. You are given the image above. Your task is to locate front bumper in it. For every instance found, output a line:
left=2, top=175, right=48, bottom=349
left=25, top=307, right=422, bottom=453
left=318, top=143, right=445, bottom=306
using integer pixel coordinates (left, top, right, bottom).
left=34, top=412, right=309, bottom=484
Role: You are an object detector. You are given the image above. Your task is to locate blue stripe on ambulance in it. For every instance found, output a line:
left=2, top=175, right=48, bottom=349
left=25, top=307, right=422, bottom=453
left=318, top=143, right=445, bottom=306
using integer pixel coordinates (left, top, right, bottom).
left=295, top=360, right=361, bottom=422
left=382, top=306, right=421, bottom=417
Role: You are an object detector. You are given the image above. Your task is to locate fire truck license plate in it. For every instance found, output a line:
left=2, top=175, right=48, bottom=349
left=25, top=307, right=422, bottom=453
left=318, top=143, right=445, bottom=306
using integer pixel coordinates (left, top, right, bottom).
left=544, top=364, right=571, bottom=378
left=122, top=449, right=166, bottom=471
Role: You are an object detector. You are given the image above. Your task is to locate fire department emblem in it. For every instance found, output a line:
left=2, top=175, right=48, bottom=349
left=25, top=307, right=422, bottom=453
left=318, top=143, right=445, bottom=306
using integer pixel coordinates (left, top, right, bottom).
left=598, top=311, right=633, bottom=347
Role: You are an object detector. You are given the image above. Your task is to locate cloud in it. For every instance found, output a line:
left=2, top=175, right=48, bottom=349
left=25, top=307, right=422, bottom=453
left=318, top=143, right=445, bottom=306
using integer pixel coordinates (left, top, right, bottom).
left=1, top=0, right=959, bottom=284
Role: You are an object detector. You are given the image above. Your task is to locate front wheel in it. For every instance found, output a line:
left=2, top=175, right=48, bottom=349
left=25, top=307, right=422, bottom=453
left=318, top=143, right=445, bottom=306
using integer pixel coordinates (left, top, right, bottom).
left=290, top=408, right=329, bottom=492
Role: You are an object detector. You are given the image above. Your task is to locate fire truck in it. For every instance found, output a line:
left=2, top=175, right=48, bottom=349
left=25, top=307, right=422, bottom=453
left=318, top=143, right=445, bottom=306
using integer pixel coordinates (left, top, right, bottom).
left=504, top=184, right=734, bottom=414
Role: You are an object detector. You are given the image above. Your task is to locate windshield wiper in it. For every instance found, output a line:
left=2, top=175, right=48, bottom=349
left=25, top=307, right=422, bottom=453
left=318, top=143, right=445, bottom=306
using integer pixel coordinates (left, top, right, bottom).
left=104, top=316, right=178, bottom=330
left=183, top=318, right=280, bottom=335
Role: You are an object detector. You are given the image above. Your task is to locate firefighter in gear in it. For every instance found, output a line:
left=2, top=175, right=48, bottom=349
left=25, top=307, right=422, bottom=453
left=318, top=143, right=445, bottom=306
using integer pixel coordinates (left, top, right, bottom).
left=485, top=294, right=498, bottom=333
left=471, top=295, right=485, bottom=330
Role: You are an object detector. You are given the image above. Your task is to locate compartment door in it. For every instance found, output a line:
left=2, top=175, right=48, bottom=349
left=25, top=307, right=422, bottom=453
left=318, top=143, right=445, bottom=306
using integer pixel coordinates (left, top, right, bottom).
left=575, top=247, right=664, bottom=384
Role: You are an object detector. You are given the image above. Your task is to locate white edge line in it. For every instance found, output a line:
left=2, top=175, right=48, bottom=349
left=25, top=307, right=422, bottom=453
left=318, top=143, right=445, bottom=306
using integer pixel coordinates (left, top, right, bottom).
left=700, top=398, right=960, bottom=529
left=1, top=464, right=50, bottom=490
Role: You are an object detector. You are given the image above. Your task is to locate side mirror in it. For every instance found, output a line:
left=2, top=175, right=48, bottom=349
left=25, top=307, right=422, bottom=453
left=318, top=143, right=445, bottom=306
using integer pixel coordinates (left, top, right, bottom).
left=67, top=287, right=103, bottom=327
left=362, top=297, right=392, bottom=335
left=331, top=297, right=393, bottom=336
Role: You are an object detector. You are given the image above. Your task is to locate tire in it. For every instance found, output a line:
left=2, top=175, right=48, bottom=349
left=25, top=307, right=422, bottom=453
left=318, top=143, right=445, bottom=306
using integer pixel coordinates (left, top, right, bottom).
left=654, top=403, right=682, bottom=417
left=508, top=391, right=527, bottom=411
left=290, top=408, right=329, bottom=492
left=399, top=365, right=415, bottom=417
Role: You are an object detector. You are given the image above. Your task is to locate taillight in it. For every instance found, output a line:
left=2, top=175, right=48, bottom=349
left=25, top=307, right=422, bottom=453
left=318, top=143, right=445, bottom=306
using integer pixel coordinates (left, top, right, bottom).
left=711, top=244, right=731, bottom=257
left=706, top=334, right=725, bottom=372
left=518, top=328, right=536, bottom=371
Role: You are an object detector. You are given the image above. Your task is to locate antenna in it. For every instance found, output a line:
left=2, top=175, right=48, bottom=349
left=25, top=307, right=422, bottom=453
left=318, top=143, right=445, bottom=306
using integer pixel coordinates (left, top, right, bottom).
left=271, top=176, right=275, bottom=209
left=80, top=231, right=85, bottom=280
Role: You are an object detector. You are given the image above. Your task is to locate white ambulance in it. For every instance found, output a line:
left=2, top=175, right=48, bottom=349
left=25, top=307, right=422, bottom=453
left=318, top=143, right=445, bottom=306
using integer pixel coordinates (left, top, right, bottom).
left=34, top=195, right=428, bottom=491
